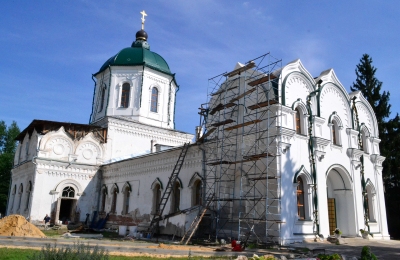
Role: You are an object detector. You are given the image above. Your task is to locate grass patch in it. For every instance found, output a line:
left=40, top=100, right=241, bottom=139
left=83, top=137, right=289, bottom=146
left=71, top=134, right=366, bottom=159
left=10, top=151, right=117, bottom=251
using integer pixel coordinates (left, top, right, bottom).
left=0, top=247, right=229, bottom=260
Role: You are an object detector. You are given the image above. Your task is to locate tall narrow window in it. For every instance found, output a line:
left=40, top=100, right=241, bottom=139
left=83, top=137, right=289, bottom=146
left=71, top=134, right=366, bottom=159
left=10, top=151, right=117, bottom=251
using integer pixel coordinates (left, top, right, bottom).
left=171, top=182, right=181, bottom=213
left=10, top=185, right=16, bottom=211
left=17, top=184, right=23, bottom=210
left=296, top=177, right=305, bottom=219
left=25, top=181, right=32, bottom=210
left=193, top=180, right=202, bottom=206
left=99, top=87, right=106, bottom=112
left=361, top=129, right=369, bottom=153
left=110, top=187, right=118, bottom=213
left=123, top=186, right=130, bottom=215
left=295, top=108, right=302, bottom=134
left=153, top=184, right=161, bottom=214
left=332, top=120, right=338, bottom=145
left=151, top=87, right=158, bottom=112
left=100, top=188, right=107, bottom=213
left=120, top=83, right=130, bottom=108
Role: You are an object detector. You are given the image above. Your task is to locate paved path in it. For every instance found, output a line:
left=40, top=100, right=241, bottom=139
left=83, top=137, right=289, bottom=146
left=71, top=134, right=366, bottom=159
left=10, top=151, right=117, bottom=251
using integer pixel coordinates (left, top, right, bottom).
left=0, top=236, right=399, bottom=259
left=291, top=237, right=400, bottom=260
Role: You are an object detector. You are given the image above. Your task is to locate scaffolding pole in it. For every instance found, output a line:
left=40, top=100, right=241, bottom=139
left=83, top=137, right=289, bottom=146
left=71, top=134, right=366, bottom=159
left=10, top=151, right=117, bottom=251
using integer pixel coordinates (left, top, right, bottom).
left=198, top=53, right=283, bottom=245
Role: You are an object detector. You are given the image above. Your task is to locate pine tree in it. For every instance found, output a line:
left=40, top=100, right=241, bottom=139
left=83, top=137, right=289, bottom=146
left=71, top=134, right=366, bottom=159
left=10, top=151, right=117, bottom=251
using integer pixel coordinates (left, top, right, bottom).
left=351, top=54, right=400, bottom=238
left=0, top=121, right=20, bottom=214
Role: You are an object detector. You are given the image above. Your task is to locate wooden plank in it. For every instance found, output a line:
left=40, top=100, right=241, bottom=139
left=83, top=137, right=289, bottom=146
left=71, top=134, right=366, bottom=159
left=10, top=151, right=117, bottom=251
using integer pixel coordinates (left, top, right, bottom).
left=224, top=61, right=256, bottom=77
left=224, top=119, right=262, bottom=131
left=242, top=152, right=275, bottom=161
left=229, top=88, right=256, bottom=103
left=248, top=100, right=279, bottom=110
left=209, top=103, right=235, bottom=115
left=196, top=128, right=216, bottom=143
left=211, top=119, right=235, bottom=127
left=207, top=160, right=235, bottom=166
left=248, top=74, right=277, bottom=86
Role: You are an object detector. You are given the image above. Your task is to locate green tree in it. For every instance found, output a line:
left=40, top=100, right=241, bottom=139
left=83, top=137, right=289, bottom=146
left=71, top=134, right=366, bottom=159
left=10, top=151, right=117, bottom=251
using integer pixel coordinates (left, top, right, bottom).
left=351, top=54, right=400, bottom=238
left=0, top=120, right=20, bottom=214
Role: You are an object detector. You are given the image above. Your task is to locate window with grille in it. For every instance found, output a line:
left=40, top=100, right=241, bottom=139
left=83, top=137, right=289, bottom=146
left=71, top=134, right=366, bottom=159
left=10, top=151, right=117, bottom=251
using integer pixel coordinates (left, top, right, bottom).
left=120, top=83, right=130, bottom=108
left=295, top=108, right=302, bottom=134
left=296, top=177, right=305, bottom=219
left=62, top=186, right=75, bottom=198
left=151, top=87, right=158, bottom=112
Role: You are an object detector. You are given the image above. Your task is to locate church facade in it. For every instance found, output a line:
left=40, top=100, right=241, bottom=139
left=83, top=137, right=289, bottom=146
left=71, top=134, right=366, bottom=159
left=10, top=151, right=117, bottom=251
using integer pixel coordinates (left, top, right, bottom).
left=7, top=20, right=389, bottom=244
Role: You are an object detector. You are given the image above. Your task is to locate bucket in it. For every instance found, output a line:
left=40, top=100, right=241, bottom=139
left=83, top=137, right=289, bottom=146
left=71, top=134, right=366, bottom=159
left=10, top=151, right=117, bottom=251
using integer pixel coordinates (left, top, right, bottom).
left=129, top=226, right=137, bottom=236
left=118, top=225, right=128, bottom=236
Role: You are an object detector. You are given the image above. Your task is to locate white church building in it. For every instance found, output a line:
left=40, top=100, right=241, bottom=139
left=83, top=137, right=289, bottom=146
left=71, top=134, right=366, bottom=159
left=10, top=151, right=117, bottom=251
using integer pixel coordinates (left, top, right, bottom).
left=7, top=14, right=389, bottom=245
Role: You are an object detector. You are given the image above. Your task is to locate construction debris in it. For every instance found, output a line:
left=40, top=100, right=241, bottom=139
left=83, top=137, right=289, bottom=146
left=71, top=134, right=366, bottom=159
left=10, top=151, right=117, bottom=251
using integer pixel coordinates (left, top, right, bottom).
left=0, top=215, right=46, bottom=238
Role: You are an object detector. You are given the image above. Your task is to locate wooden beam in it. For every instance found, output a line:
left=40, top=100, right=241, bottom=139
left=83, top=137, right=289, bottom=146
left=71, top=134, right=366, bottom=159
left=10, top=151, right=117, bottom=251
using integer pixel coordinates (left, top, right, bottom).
left=211, top=119, right=235, bottom=127
left=224, top=61, right=256, bottom=77
left=229, top=88, right=256, bottom=103
left=248, top=74, right=277, bottom=86
left=224, top=119, right=262, bottom=131
left=247, top=100, right=279, bottom=110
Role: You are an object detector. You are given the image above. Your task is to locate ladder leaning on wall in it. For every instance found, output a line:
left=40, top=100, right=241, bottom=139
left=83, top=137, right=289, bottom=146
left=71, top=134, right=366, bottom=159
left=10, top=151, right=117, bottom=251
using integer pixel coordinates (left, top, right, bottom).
left=147, top=142, right=190, bottom=238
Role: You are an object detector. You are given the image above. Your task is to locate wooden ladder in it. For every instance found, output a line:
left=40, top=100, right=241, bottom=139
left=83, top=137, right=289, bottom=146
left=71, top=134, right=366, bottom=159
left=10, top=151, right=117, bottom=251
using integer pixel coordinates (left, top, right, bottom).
left=180, top=193, right=215, bottom=245
left=147, top=143, right=190, bottom=237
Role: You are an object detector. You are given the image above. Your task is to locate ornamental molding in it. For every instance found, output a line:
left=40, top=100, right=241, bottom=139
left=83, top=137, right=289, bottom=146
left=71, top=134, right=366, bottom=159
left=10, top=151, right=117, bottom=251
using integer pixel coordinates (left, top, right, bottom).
left=312, top=137, right=330, bottom=161
left=144, top=72, right=169, bottom=85
left=313, top=116, right=326, bottom=125
left=347, top=148, right=364, bottom=169
left=280, top=127, right=295, bottom=143
left=370, top=154, right=385, bottom=166
left=45, top=171, right=94, bottom=180
left=319, top=84, right=350, bottom=128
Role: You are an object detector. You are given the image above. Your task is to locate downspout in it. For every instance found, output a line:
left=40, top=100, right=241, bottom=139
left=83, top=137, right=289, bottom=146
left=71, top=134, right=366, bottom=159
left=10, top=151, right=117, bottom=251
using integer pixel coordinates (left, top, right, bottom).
left=167, top=74, right=176, bottom=128
left=89, top=74, right=97, bottom=124
left=173, top=75, right=180, bottom=129
left=351, top=97, right=369, bottom=233
left=139, top=65, right=145, bottom=107
left=305, top=80, right=322, bottom=237
left=105, top=65, right=112, bottom=117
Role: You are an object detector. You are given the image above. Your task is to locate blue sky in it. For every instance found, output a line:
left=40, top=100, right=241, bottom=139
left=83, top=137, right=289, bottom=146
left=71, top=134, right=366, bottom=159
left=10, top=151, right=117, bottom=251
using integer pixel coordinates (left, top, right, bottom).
left=1, top=1, right=399, bottom=135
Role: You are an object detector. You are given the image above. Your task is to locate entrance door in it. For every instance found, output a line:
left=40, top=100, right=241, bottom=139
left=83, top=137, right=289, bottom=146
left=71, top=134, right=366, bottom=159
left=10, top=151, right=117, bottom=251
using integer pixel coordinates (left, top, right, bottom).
left=328, top=198, right=336, bottom=235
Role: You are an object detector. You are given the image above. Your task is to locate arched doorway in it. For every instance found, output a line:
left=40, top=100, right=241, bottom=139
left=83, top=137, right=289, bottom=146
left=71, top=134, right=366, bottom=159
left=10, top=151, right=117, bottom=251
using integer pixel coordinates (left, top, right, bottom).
left=326, top=166, right=356, bottom=236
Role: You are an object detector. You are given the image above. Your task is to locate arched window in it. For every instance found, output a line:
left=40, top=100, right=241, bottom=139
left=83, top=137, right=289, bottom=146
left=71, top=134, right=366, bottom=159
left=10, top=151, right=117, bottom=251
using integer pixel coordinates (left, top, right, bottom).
left=193, top=180, right=202, bottom=206
left=170, top=181, right=181, bottom=213
left=99, top=86, right=106, bottom=112
left=361, top=128, right=369, bottom=153
left=332, top=120, right=339, bottom=145
left=110, top=186, right=118, bottom=213
left=296, top=177, right=305, bottom=220
left=25, top=181, right=32, bottom=210
left=152, top=183, right=162, bottom=214
left=17, top=184, right=23, bottom=210
left=10, top=185, right=16, bottom=211
left=62, top=186, right=75, bottom=198
left=150, top=87, right=158, bottom=112
left=120, top=83, right=130, bottom=108
left=295, top=107, right=302, bottom=134
left=123, top=185, right=130, bottom=215
left=100, top=187, right=107, bottom=213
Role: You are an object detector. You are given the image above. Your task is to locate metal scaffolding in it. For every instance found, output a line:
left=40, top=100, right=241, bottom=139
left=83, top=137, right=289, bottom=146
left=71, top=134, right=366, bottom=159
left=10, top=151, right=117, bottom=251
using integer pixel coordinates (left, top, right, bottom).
left=198, top=53, right=283, bottom=245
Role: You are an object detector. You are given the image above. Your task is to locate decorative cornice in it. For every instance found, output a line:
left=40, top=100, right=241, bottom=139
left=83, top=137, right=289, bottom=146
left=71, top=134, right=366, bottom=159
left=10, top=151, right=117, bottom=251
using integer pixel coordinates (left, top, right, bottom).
left=280, top=127, right=295, bottom=143
left=370, top=154, right=385, bottom=167
left=347, top=148, right=364, bottom=169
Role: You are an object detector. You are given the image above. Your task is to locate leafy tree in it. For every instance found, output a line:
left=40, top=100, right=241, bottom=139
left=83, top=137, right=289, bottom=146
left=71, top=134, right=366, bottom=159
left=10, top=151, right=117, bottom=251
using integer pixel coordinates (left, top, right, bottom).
left=351, top=54, right=400, bottom=238
left=0, top=120, right=20, bottom=214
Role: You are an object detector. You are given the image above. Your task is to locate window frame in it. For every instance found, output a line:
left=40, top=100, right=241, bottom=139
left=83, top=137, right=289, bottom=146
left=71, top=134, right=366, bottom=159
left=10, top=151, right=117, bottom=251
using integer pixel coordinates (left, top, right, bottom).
left=296, top=177, right=306, bottom=220
left=150, top=87, right=159, bottom=113
left=120, top=83, right=131, bottom=108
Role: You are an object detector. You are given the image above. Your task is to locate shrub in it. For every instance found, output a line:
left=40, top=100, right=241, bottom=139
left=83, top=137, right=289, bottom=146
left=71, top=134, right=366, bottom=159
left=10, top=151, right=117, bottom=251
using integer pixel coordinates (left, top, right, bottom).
left=28, top=242, right=109, bottom=260
left=317, top=253, right=341, bottom=260
left=361, top=246, right=378, bottom=260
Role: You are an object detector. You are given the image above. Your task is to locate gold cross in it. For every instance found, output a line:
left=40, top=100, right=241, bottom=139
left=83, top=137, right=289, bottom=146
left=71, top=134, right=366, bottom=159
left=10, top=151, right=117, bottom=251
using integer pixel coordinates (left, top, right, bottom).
left=140, top=10, right=147, bottom=30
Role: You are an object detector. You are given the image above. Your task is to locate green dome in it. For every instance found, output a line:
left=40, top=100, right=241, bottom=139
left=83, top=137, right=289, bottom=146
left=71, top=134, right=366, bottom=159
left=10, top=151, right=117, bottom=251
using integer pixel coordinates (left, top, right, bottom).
left=96, top=38, right=171, bottom=75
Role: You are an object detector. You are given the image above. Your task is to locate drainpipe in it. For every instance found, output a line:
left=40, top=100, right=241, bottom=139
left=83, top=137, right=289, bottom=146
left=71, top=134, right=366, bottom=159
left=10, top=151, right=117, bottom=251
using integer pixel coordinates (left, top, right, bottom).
left=89, top=74, right=97, bottom=123
left=305, top=79, right=322, bottom=238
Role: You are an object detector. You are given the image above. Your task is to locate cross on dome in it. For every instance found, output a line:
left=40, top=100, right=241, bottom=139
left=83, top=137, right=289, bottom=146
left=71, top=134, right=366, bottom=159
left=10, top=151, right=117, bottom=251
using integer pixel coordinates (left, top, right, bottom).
left=140, top=10, right=147, bottom=30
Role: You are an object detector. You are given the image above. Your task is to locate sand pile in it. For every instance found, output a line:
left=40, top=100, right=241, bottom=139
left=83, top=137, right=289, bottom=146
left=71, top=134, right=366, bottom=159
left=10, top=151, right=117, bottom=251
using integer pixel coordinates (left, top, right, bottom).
left=0, top=214, right=46, bottom=238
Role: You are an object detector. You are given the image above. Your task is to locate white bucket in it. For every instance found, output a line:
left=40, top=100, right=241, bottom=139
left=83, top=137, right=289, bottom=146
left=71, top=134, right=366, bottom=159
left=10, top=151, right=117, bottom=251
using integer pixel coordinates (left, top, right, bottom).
left=129, top=226, right=137, bottom=236
left=118, top=225, right=128, bottom=236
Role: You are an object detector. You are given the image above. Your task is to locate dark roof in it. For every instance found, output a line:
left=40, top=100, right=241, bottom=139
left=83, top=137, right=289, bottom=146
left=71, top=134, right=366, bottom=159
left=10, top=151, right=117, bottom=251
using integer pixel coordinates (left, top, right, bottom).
left=16, top=119, right=103, bottom=141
